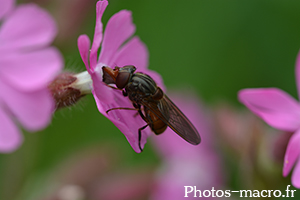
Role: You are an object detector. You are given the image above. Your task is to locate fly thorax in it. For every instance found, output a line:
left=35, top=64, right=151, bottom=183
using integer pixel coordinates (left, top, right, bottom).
left=126, top=73, right=157, bottom=102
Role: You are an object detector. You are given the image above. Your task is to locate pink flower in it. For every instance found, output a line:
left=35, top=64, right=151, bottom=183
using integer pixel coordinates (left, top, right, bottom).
left=150, top=91, right=224, bottom=200
left=77, top=0, right=164, bottom=153
left=0, top=0, right=63, bottom=152
left=238, top=51, right=300, bottom=188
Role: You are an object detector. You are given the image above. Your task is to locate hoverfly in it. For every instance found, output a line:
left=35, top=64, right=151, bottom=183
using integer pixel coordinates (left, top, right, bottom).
left=102, top=65, right=201, bottom=151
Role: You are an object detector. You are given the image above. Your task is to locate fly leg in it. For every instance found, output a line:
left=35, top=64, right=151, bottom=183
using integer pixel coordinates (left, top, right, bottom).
left=132, top=104, right=147, bottom=121
left=106, top=103, right=141, bottom=114
left=106, top=107, right=138, bottom=114
left=138, top=124, right=149, bottom=152
left=106, top=104, right=142, bottom=118
left=134, top=104, right=151, bottom=152
left=132, top=104, right=145, bottom=118
left=106, top=103, right=150, bottom=152
left=122, top=90, right=128, bottom=97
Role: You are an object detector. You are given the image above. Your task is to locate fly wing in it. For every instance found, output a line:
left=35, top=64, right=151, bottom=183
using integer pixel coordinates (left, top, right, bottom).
left=141, top=95, right=201, bottom=145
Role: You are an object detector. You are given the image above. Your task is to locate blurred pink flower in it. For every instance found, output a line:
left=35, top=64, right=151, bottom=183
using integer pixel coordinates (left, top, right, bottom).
left=150, top=91, right=224, bottom=200
left=27, top=146, right=154, bottom=200
left=0, top=0, right=63, bottom=152
left=77, top=0, right=164, bottom=153
left=238, top=51, right=300, bottom=188
left=214, top=103, right=286, bottom=189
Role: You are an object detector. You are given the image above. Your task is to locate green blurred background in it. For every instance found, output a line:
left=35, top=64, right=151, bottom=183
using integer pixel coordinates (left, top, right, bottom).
left=2, top=0, right=300, bottom=199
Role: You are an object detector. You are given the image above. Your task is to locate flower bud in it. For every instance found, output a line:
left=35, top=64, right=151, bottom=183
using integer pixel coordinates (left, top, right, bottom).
left=48, top=71, right=92, bottom=109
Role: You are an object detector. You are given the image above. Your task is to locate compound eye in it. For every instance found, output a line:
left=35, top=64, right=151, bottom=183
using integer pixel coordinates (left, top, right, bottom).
left=116, top=72, right=130, bottom=89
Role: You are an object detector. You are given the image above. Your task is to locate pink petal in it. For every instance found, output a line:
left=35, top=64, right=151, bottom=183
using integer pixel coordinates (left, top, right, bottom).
left=0, top=107, right=23, bottom=153
left=89, top=0, right=108, bottom=69
left=295, top=50, right=300, bottom=99
left=91, top=72, right=114, bottom=104
left=99, top=10, right=135, bottom=67
left=78, top=34, right=91, bottom=72
left=0, top=4, right=57, bottom=51
left=238, top=88, right=300, bottom=131
left=94, top=90, right=151, bottom=153
left=0, top=80, right=54, bottom=131
left=0, top=0, right=14, bottom=20
left=0, top=47, right=62, bottom=91
left=291, top=158, right=300, bottom=188
left=113, top=36, right=149, bottom=70
left=283, top=129, right=300, bottom=177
